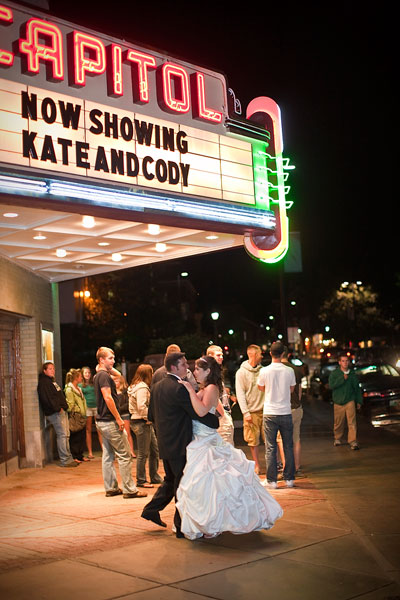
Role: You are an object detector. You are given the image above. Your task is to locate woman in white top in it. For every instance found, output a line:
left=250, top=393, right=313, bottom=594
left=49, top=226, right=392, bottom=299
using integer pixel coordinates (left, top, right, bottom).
left=128, top=364, right=162, bottom=487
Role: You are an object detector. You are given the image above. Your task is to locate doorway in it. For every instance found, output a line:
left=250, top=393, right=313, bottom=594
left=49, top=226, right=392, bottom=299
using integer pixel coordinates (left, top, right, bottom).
left=0, top=312, right=24, bottom=476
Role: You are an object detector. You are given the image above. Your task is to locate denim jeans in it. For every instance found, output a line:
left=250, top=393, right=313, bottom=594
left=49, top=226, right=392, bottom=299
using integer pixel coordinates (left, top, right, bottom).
left=46, top=410, right=74, bottom=466
left=264, top=414, right=295, bottom=482
left=96, top=420, right=138, bottom=494
left=130, top=420, right=161, bottom=484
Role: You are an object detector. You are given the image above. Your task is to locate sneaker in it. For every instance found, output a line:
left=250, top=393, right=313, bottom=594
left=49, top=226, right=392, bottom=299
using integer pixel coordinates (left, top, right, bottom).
left=61, top=462, right=79, bottom=468
left=262, top=480, right=277, bottom=489
left=295, top=469, right=306, bottom=478
left=350, top=443, right=360, bottom=451
left=285, top=480, right=294, bottom=488
left=105, top=488, right=123, bottom=497
left=333, top=440, right=342, bottom=447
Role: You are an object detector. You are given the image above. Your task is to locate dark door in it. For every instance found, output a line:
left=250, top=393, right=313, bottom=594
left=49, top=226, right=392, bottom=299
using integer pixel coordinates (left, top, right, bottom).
left=0, top=314, right=22, bottom=473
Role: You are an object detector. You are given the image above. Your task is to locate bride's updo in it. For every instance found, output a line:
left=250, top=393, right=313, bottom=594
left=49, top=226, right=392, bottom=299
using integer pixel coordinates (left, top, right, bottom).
left=195, top=355, right=223, bottom=395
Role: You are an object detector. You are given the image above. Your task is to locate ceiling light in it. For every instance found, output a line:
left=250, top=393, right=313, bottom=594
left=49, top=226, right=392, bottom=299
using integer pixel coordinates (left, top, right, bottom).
left=3, top=212, right=19, bottom=218
left=206, top=235, right=218, bottom=240
left=111, top=253, right=122, bottom=262
left=147, top=224, right=160, bottom=235
left=33, top=233, right=47, bottom=240
left=56, top=249, right=67, bottom=258
left=98, top=242, right=110, bottom=246
left=155, top=243, right=167, bottom=252
left=82, top=215, right=95, bottom=228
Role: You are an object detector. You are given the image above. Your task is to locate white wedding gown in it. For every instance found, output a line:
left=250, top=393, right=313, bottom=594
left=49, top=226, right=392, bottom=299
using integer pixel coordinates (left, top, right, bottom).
left=176, top=410, right=283, bottom=540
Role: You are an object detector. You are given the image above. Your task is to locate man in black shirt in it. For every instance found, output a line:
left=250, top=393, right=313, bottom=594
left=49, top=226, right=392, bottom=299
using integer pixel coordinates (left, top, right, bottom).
left=37, top=362, right=77, bottom=467
left=94, top=346, right=146, bottom=499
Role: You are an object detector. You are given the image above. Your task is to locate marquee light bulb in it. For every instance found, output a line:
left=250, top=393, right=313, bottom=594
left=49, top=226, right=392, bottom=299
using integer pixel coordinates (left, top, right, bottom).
left=82, top=215, right=95, bottom=228
left=147, top=224, right=160, bottom=235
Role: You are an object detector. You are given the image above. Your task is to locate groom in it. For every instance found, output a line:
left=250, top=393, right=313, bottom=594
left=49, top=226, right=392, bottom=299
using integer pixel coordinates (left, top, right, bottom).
left=141, top=352, right=219, bottom=537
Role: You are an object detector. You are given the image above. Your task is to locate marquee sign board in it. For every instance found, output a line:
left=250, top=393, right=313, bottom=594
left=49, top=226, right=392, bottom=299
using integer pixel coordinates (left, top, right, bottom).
left=0, top=2, right=294, bottom=263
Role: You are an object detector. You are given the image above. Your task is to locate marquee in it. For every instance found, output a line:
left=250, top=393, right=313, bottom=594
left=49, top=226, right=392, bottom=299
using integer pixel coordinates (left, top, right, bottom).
left=0, top=2, right=294, bottom=263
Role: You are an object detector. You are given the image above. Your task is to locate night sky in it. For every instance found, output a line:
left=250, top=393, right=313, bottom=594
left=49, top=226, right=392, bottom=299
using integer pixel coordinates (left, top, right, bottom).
left=49, top=1, right=396, bottom=328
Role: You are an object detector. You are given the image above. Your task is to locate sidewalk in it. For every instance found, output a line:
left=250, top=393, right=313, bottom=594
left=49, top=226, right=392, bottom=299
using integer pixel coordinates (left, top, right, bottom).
left=0, top=397, right=399, bottom=600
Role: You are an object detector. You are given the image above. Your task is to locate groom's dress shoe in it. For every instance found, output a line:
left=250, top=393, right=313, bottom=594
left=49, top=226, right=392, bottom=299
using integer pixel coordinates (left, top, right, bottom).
left=175, top=530, right=185, bottom=538
left=141, top=510, right=167, bottom=528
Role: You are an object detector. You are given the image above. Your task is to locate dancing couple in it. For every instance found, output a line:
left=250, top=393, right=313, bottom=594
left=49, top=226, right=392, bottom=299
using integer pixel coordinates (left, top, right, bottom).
left=141, top=352, right=282, bottom=540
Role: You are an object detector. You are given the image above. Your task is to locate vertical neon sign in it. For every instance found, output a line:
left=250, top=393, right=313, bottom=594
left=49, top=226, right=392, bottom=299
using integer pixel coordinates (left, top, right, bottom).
left=245, top=97, right=294, bottom=264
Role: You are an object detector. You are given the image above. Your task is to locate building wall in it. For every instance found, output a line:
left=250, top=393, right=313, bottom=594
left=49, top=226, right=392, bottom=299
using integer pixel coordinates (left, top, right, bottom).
left=1, top=256, right=62, bottom=469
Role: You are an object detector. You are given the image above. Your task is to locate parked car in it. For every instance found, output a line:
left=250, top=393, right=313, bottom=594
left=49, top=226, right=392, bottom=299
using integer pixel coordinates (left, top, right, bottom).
left=311, top=360, right=400, bottom=424
left=354, top=363, right=400, bottom=423
left=310, top=361, right=338, bottom=401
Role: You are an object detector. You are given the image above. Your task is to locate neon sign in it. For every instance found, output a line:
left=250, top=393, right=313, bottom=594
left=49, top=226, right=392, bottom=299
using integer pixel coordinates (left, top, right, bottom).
left=245, top=97, right=294, bottom=263
left=0, top=2, right=294, bottom=265
left=0, top=6, right=224, bottom=123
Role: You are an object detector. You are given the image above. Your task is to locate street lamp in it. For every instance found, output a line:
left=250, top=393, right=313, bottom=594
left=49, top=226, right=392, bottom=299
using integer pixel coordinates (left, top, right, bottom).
left=211, top=312, right=219, bottom=340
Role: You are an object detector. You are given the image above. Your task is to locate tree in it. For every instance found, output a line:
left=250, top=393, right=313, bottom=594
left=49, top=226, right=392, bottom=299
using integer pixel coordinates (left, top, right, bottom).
left=319, top=282, right=390, bottom=345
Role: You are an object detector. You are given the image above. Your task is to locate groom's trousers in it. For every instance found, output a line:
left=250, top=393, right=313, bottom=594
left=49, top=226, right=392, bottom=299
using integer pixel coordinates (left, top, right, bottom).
left=142, top=456, right=186, bottom=534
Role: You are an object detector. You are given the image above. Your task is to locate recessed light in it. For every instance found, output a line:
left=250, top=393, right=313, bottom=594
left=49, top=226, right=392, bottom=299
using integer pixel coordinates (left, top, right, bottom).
left=206, top=235, right=218, bottom=240
left=98, top=242, right=110, bottom=246
left=111, top=253, right=122, bottom=262
left=3, top=212, right=19, bottom=218
left=155, top=243, right=167, bottom=252
left=56, top=249, right=67, bottom=258
left=147, top=224, right=160, bottom=235
left=82, top=215, right=95, bottom=228
left=33, top=233, right=47, bottom=240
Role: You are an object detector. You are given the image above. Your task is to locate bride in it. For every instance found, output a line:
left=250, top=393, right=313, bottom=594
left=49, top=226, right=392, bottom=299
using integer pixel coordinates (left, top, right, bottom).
left=176, top=355, right=283, bottom=540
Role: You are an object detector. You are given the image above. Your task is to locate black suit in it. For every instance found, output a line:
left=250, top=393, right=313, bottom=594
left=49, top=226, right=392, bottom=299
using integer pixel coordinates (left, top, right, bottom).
left=143, top=374, right=219, bottom=534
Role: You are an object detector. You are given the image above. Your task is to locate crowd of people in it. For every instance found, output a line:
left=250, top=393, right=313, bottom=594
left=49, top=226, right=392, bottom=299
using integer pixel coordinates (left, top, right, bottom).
left=37, top=340, right=362, bottom=539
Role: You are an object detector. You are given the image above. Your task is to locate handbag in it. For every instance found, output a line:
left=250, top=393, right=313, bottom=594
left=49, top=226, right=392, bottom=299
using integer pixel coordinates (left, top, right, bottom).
left=68, top=411, right=86, bottom=432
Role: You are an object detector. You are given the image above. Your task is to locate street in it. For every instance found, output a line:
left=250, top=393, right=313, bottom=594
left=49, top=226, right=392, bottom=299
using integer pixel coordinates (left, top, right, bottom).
left=0, top=393, right=399, bottom=599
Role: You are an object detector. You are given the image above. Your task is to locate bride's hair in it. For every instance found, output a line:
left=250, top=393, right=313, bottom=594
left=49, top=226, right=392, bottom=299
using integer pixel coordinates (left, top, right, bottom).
left=195, top=356, right=223, bottom=395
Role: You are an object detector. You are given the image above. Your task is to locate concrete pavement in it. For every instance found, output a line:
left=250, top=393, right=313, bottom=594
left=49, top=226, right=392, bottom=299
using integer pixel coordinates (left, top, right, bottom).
left=0, top=396, right=399, bottom=600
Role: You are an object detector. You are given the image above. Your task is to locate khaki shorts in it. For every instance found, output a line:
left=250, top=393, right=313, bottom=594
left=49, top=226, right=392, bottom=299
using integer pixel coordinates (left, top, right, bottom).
left=243, top=410, right=265, bottom=446
left=86, top=407, right=97, bottom=417
left=277, top=407, right=303, bottom=444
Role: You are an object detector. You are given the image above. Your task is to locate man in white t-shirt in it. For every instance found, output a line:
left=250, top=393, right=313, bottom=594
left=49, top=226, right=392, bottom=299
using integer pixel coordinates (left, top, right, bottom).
left=257, top=341, right=296, bottom=489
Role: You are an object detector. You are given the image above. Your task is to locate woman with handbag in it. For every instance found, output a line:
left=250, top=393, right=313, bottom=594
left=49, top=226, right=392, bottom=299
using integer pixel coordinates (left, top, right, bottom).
left=128, top=364, right=162, bottom=487
left=65, top=369, right=88, bottom=463
left=80, top=366, right=102, bottom=459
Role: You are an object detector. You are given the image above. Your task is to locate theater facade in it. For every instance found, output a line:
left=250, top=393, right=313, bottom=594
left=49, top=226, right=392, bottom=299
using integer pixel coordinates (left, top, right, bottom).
left=0, top=1, right=294, bottom=475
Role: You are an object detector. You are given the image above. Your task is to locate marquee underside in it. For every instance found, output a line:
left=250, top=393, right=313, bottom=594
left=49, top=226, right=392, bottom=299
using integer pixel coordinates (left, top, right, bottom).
left=0, top=200, right=244, bottom=282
